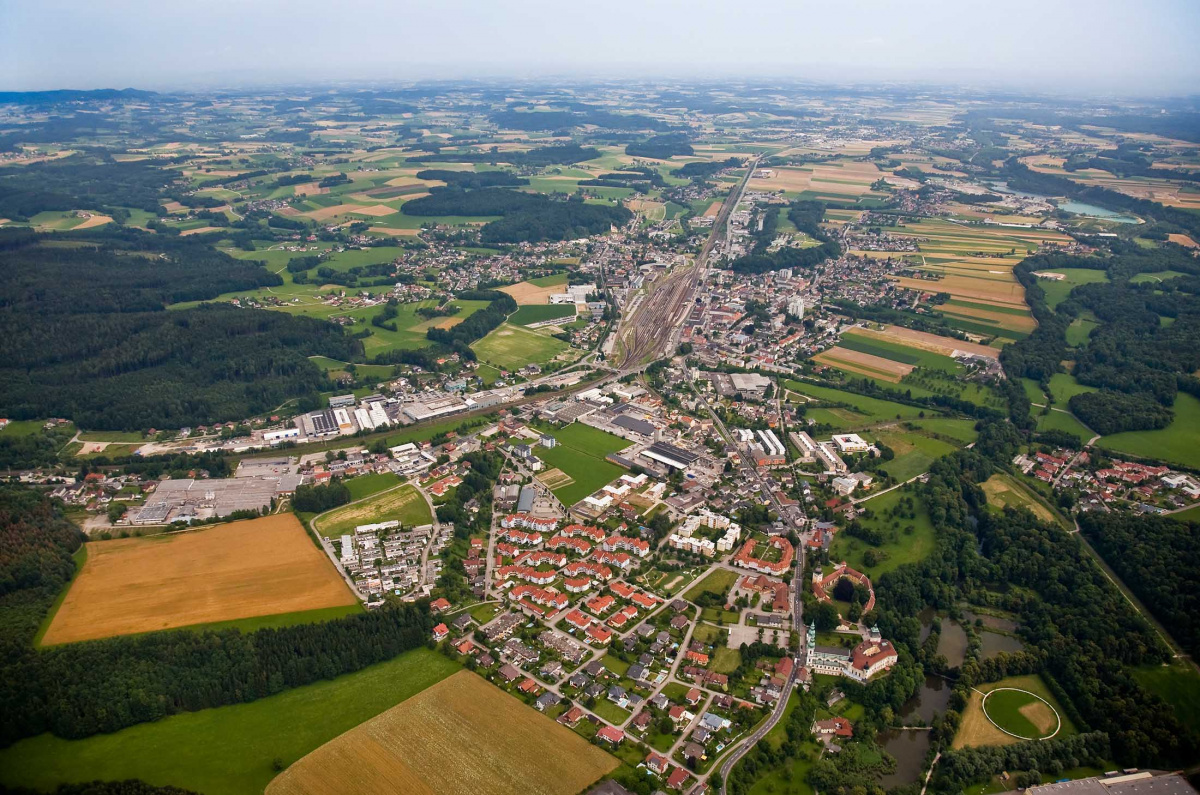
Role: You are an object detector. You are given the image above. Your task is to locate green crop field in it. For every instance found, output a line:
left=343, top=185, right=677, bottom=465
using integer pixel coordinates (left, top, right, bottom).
left=509, top=304, right=577, bottom=326
left=532, top=422, right=628, bottom=505
left=0, top=649, right=460, bottom=795
left=784, top=380, right=935, bottom=430
left=471, top=323, right=570, bottom=371
left=829, top=486, right=936, bottom=578
left=1100, top=392, right=1200, bottom=468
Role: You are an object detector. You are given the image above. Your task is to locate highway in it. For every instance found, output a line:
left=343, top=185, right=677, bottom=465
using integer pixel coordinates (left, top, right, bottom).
left=613, top=157, right=760, bottom=371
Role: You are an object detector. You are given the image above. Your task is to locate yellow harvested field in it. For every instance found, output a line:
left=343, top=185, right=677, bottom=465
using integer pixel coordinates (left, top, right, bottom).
left=854, top=325, right=999, bottom=359
left=939, top=304, right=1037, bottom=332
left=895, top=274, right=1028, bottom=307
left=1169, top=233, right=1198, bottom=249
left=348, top=204, right=400, bottom=217
left=316, top=485, right=431, bottom=535
left=162, top=201, right=187, bottom=214
left=499, top=281, right=563, bottom=305
left=748, top=161, right=884, bottom=198
left=981, top=474, right=1056, bottom=523
left=814, top=346, right=914, bottom=382
left=368, top=226, right=421, bottom=236
left=291, top=183, right=327, bottom=197
left=73, top=214, right=113, bottom=230
left=267, top=671, right=618, bottom=795
left=955, top=690, right=1016, bottom=748
left=304, top=203, right=374, bottom=221
left=704, top=201, right=723, bottom=217
left=179, top=226, right=223, bottom=236
left=41, top=515, right=357, bottom=645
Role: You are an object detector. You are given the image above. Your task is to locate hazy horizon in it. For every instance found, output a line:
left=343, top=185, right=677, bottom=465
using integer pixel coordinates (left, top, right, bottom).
left=2, top=0, right=1199, bottom=97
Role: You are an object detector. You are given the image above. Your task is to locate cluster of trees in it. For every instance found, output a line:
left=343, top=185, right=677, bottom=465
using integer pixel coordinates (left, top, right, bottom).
left=728, top=201, right=842, bottom=274
left=1079, top=512, right=1200, bottom=659
left=414, top=169, right=528, bottom=189
left=933, top=732, right=1111, bottom=793
left=726, top=690, right=819, bottom=795
left=434, top=451, right=504, bottom=603
left=408, top=144, right=600, bottom=167
left=578, top=167, right=665, bottom=192
left=625, top=134, right=694, bottom=159
left=480, top=198, right=631, bottom=245
left=291, top=481, right=352, bottom=514
left=0, top=484, right=433, bottom=746
left=674, top=157, right=741, bottom=180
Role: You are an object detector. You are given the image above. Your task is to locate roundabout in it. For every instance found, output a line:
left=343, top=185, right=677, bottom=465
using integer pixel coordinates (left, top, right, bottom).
left=981, top=687, right=1062, bottom=741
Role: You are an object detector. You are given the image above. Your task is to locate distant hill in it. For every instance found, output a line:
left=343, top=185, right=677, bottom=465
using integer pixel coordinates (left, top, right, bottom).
left=0, top=88, right=159, bottom=105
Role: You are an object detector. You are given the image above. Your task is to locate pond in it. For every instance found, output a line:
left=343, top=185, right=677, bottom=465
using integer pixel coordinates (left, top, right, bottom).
left=878, top=729, right=931, bottom=789
left=986, top=181, right=1141, bottom=224
left=935, top=621, right=969, bottom=667
left=961, top=609, right=1017, bottom=634
left=980, top=630, right=1025, bottom=659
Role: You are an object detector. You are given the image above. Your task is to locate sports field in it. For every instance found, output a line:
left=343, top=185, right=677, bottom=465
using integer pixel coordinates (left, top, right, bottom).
left=954, top=675, right=1075, bottom=749
left=471, top=323, right=570, bottom=371
left=983, top=688, right=1060, bottom=740
left=267, top=671, right=617, bottom=795
left=0, top=649, right=459, bottom=795
left=40, top=515, right=358, bottom=645
left=533, top=422, right=629, bottom=505
left=316, top=484, right=433, bottom=535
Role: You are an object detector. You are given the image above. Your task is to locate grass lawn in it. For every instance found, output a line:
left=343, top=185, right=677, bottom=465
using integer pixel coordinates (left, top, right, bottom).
left=591, top=699, right=631, bottom=725
left=0, top=648, right=460, bottom=795
left=1046, top=373, right=1097, bottom=405
left=902, top=418, right=980, bottom=445
left=345, top=472, right=401, bottom=501
left=692, top=622, right=723, bottom=646
left=981, top=473, right=1061, bottom=525
left=954, top=674, right=1076, bottom=749
left=829, top=486, right=936, bottom=578
left=532, top=422, right=628, bottom=505
left=1132, top=662, right=1200, bottom=737
left=872, top=427, right=959, bottom=481
left=1100, top=392, right=1200, bottom=469
left=684, top=569, right=740, bottom=603
left=316, top=484, right=432, bottom=535
left=711, top=647, right=741, bottom=674
left=471, top=323, right=570, bottom=371
left=1035, top=409, right=1094, bottom=442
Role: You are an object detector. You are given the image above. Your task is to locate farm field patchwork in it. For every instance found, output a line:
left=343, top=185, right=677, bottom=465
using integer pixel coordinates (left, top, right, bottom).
left=316, top=484, right=433, bottom=535
left=266, top=670, right=618, bottom=795
left=0, top=649, right=459, bottom=795
left=40, top=514, right=358, bottom=645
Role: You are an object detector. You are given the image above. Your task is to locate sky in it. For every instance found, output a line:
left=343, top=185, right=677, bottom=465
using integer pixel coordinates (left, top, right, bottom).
left=2, top=0, right=1199, bottom=96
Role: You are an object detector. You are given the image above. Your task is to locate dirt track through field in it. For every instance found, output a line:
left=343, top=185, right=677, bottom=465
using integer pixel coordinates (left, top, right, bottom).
left=41, top=514, right=356, bottom=645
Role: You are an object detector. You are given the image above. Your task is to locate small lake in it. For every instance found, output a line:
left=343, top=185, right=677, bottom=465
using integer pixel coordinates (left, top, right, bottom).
left=980, top=630, right=1024, bottom=659
left=935, top=621, right=968, bottom=667
left=961, top=609, right=1017, bottom=634
left=987, top=181, right=1141, bottom=224
left=878, top=729, right=931, bottom=789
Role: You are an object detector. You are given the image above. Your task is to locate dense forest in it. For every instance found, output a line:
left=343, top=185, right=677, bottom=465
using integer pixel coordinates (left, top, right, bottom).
left=674, top=157, right=741, bottom=179
left=413, top=169, right=529, bottom=188
left=407, top=144, right=600, bottom=167
left=404, top=187, right=630, bottom=244
left=728, top=201, right=842, bottom=274
left=0, top=486, right=433, bottom=746
left=0, top=154, right=178, bottom=219
left=0, top=229, right=357, bottom=429
left=625, top=134, right=694, bottom=159
left=1079, top=512, right=1200, bottom=660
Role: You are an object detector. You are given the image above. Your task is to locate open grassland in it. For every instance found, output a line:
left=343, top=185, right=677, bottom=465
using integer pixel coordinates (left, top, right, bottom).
left=41, top=515, right=357, bottom=645
left=0, top=649, right=459, bottom=795
left=267, top=671, right=617, bottom=795
left=533, top=422, right=628, bottom=505
left=829, top=487, right=936, bottom=578
left=345, top=472, right=402, bottom=501
left=784, top=380, right=935, bottom=430
left=1099, top=392, right=1200, bottom=468
left=981, top=474, right=1058, bottom=524
left=684, top=568, right=740, bottom=603
left=316, top=484, right=432, bottom=535
left=871, top=426, right=960, bottom=481
left=954, top=675, right=1075, bottom=749
left=471, top=323, right=570, bottom=371
left=1033, top=268, right=1109, bottom=310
